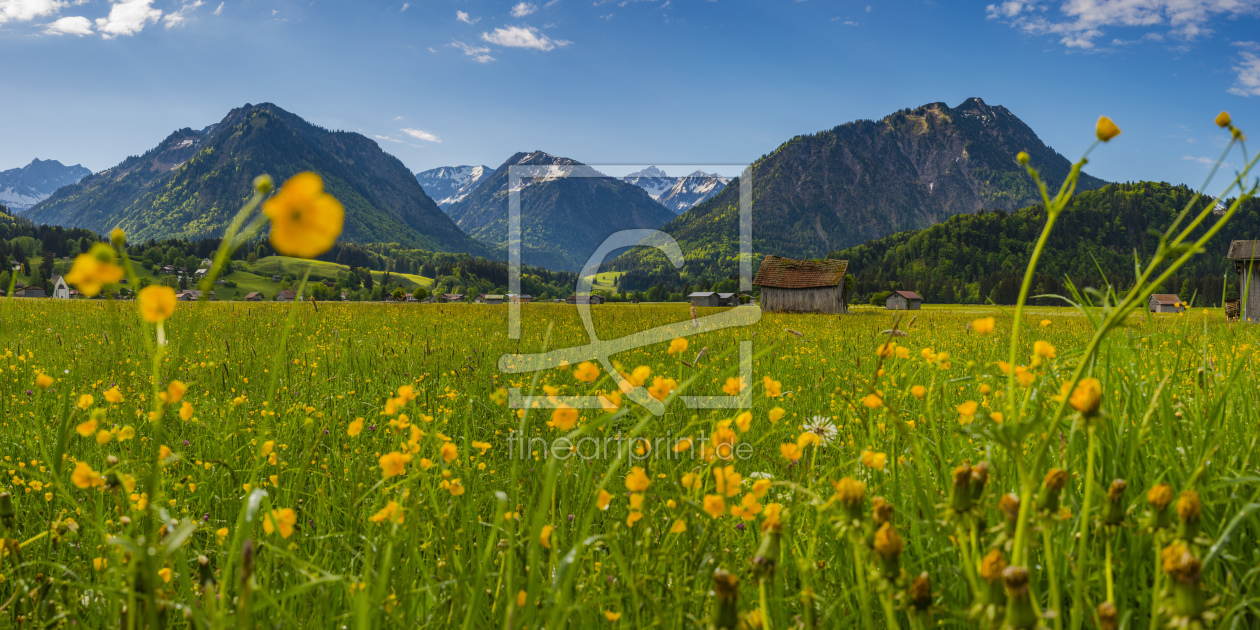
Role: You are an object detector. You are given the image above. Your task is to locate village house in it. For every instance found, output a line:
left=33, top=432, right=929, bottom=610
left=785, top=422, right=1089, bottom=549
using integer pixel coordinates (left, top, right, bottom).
left=567, top=294, right=606, bottom=305
left=243, top=292, right=264, bottom=301
left=476, top=294, right=505, bottom=305
left=441, top=293, right=465, bottom=303
left=752, top=256, right=849, bottom=314
left=885, top=290, right=923, bottom=310
left=1148, top=294, right=1185, bottom=314
left=14, top=286, right=45, bottom=298
left=275, top=289, right=298, bottom=302
left=49, top=274, right=71, bottom=299
left=1227, top=240, right=1260, bottom=322
left=507, top=294, right=532, bottom=303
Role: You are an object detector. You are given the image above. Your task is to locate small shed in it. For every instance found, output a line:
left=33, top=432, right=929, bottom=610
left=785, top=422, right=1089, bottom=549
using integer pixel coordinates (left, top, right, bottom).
left=1227, top=240, right=1260, bottom=322
left=1148, top=294, right=1185, bottom=313
left=243, top=292, right=263, bottom=301
left=476, top=294, right=505, bottom=305
left=15, top=286, right=45, bottom=298
left=688, top=292, right=719, bottom=307
left=885, top=290, right=922, bottom=310
left=717, top=293, right=739, bottom=307
left=441, top=293, right=465, bottom=303
left=567, top=295, right=605, bottom=305
left=752, top=256, right=848, bottom=314
left=508, top=294, right=532, bottom=303
left=275, top=289, right=297, bottom=302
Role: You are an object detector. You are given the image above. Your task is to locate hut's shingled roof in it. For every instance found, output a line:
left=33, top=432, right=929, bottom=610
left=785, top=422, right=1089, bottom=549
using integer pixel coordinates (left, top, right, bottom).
left=891, top=290, right=923, bottom=300
left=753, top=256, right=848, bottom=289
left=1149, top=294, right=1182, bottom=305
left=1226, top=241, right=1260, bottom=260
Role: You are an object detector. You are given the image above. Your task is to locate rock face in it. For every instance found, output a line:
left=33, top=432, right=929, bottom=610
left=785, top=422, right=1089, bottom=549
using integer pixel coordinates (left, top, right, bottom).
left=447, top=151, right=678, bottom=271
left=415, top=165, right=493, bottom=210
left=616, top=97, right=1107, bottom=272
left=0, top=159, right=91, bottom=212
left=24, top=103, right=485, bottom=255
left=623, top=166, right=729, bottom=214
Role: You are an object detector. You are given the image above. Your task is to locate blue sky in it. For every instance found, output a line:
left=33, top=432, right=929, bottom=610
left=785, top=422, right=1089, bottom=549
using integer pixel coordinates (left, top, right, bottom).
left=1, top=0, right=1257, bottom=188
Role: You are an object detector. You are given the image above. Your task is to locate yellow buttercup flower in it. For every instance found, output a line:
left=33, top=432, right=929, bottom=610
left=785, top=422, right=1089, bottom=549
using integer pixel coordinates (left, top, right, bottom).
left=702, top=494, right=725, bottom=518
left=861, top=393, right=883, bottom=409
left=77, top=394, right=94, bottom=409
left=104, top=387, right=123, bottom=403
left=440, top=442, right=459, bottom=463
left=722, top=377, right=745, bottom=396
left=158, top=568, right=173, bottom=583
left=64, top=243, right=124, bottom=297
left=1033, top=340, right=1056, bottom=359
left=71, top=461, right=104, bottom=489
left=1216, top=111, right=1231, bottom=128
left=263, top=508, right=297, bottom=538
left=1069, top=377, right=1103, bottom=415
left=347, top=417, right=364, bottom=437
left=139, top=286, right=177, bottom=323
left=573, top=361, right=600, bottom=383
left=625, top=466, right=651, bottom=492
left=768, top=406, right=785, bottom=422
left=379, top=451, right=411, bottom=478
left=910, top=385, right=926, bottom=399
left=763, top=376, right=782, bottom=398
left=1096, top=116, right=1121, bottom=142
left=263, top=172, right=344, bottom=259
left=596, top=489, right=613, bottom=510
left=548, top=405, right=578, bottom=431
left=861, top=449, right=887, bottom=470
left=369, top=501, right=404, bottom=524
left=667, top=337, right=688, bottom=355
left=36, top=373, right=54, bottom=389
left=971, top=317, right=996, bottom=335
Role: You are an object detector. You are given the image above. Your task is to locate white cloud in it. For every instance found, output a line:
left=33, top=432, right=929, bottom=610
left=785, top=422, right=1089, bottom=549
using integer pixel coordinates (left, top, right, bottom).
left=481, top=25, right=570, bottom=50
left=374, top=135, right=403, bottom=144
left=95, top=0, right=162, bottom=38
left=456, top=10, right=478, bottom=24
left=1182, top=155, right=1216, bottom=164
left=510, top=1, right=536, bottom=17
left=986, top=0, right=1260, bottom=50
left=213, top=1, right=221, bottom=14
left=44, top=14, right=91, bottom=34
left=451, top=39, right=495, bottom=62
left=0, top=0, right=64, bottom=24
left=1229, top=50, right=1260, bottom=96
left=401, top=128, right=441, bottom=143
left=163, top=0, right=202, bottom=28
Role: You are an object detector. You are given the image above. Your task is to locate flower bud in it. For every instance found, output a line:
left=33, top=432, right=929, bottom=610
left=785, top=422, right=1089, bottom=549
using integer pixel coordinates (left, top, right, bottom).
left=1104, top=479, right=1126, bottom=526
left=1016, top=151, right=1030, bottom=165
left=970, top=461, right=990, bottom=500
left=1096, top=116, right=1122, bottom=142
left=833, top=477, right=865, bottom=522
left=198, top=554, right=216, bottom=588
left=950, top=463, right=972, bottom=513
left=752, top=524, right=781, bottom=580
left=1176, top=490, right=1201, bottom=540
left=872, top=522, right=903, bottom=579
left=1002, top=566, right=1037, bottom=629
left=1215, top=111, right=1231, bottom=128
left=712, top=569, right=740, bottom=630
left=1147, top=483, right=1173, bottom=530
left=0, top=491, right=15, bottom=528
left=1098, top=601, right=1118, bottom=630
left=871, top=496, right=894, bottom=525
left=997, top=491, right=1018, bottom=536
left=1069, top=378, right=1103, bottom=416
left=110, top=228, right=126, bottom=247
left=909, top=572, right=932, bottom=612
left=1036, top=468, right=1069, bottom=513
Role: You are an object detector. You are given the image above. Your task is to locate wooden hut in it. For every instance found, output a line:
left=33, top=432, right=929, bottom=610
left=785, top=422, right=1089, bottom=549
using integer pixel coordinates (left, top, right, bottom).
left=885, top=290, right=922, bottom=310
left=476, top=294, right=505, bottom=305
left=688, top=292, right=720, bottom=307
left=752, top=256, right=848, bottom=314
left=1227, top=240, right=1260, bottom=322
left=1148, top=294, right=1185, bottom=313
left=567, top=295, right=605, bottom=305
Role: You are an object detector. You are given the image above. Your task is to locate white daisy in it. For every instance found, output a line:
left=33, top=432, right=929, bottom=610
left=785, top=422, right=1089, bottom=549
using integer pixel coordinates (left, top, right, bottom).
left=801, top=415, right=839, bottom=446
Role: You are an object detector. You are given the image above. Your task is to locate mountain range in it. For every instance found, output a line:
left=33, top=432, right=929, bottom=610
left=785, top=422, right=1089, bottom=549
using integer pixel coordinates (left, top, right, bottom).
left=446, top=151, right=677, bottom=271
left=622, top=166, right=730, bottom=213
left=612, top=97, right=1109, bottom=287
left=0, top=159, right=91, bottom=211
left=23, top=103, right=485, bottom=255
left=415, top=165, right=493, bottom=210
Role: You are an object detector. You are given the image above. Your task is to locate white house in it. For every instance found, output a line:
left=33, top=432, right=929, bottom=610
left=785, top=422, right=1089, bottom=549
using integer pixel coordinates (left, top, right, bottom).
left=49, top=274, right=71, bottom=299
left=1148, top=294, right=1185, bottom=313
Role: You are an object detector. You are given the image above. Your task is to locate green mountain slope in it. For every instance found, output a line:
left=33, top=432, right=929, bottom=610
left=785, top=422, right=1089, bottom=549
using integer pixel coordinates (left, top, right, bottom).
left=446, top=151, right=678, bottom=271
left=612, top=98, right=1107, bottom=289
left=24, top=103, right=486, bottom=255
left=831, top=181, right=1260, bottom=306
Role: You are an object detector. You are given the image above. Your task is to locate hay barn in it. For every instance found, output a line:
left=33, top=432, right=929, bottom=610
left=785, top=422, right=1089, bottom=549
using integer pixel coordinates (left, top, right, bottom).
left=1227, top=240, right=1260, bottom=322
left=752, top=256, right=848, bottom=314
